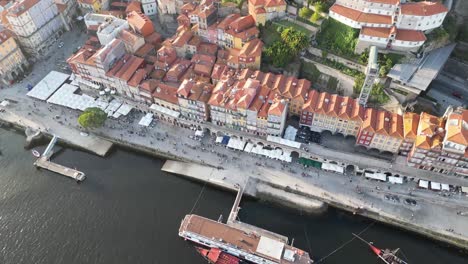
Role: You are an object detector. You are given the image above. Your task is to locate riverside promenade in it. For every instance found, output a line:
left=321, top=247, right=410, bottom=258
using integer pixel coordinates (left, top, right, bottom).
left=2, top=85, right=468, bottom=250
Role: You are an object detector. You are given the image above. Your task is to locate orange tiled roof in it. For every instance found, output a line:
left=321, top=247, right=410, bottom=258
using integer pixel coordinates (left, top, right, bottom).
left=152, top=82, right=179, bottom=105
left=360, top=26, right=426, bottom=42
left=126, top=1, right=142, bottom=13
left=360, top=109, right=403, bottom=138
left=302, top=90, right=365, bottom=121
left=445, top=109, right=468, bottom=145
left=330, top=4, right=392, bottom=24
left=401, top=1, right=448, bottom=16
left=403, top=112, right=420, bottom=140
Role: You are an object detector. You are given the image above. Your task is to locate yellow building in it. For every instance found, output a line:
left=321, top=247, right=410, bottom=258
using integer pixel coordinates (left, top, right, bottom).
left=0, top=29, right=28, bottom=85
left=78, top=0, right=102, bottom=13
left=248, top=0, right=287, bottom=25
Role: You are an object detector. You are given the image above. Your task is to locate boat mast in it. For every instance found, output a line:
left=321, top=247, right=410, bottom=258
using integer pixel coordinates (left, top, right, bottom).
left=352, top=233, right=391, bottom=264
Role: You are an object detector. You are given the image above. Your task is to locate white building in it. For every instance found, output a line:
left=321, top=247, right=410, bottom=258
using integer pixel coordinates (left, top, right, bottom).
left=84, top=13, right=129, bottom=46
left=329, top=0, right=448, bottom=53
left=157, top=0, right=176, bottom=15
left=141, top=0, right=157, bottom=16
left=6, top=0, right=68, bottom=57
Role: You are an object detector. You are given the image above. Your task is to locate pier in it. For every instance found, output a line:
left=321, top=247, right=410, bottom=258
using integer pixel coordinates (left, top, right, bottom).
left=34, top=135, right=86, bottom=182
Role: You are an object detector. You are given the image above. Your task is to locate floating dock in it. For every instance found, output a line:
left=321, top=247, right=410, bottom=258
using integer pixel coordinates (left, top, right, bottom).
left=34, top=135, right=86, bottom=182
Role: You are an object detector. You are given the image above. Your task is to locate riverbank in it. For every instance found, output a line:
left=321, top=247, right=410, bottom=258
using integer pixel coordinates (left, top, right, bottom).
left=1, top=103, right=468, bottom=251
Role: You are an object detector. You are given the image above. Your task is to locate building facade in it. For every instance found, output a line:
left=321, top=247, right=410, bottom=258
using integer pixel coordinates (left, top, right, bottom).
left=141, top=0, right=157, bottom=16
left=0, top=29, right=28, bottom=84
left=6, top=0, right=67, bottom=57
left=248, top=0, right=287, bottom=25
left=329, top=0, right=448, bottom=53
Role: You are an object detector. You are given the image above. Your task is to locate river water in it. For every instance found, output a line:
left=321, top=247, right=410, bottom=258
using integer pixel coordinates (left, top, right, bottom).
left=0, top=128, right=466, bottom=264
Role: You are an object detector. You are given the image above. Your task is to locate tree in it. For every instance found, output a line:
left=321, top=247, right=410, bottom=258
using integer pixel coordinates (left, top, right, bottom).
left=78, top=107, right=107, bottom=129
left=314, top=1, right=325, bottom=13
left=280, top=27, right=309, bottom=53
left=353, top=74, right=365, bottom=94
left=265, top=41, right=293, bottom=67
left=299, top=7, right=313, bottom=19
left=310, top=12, right=321, bottom=22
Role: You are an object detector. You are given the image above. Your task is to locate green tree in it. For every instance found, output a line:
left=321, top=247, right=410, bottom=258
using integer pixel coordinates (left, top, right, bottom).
left=310, top=12, right=321, bottom=22
left=314, top=1, right=325, bottom=13
left=78, top=107, right=107, bottom=129
left=265, top=41, right=293, bottom=67
left=280, top=27, right=309, bottom=53
left=299, top=7, right=313, bottom=19
left=353, top=74, right=365, bottom=94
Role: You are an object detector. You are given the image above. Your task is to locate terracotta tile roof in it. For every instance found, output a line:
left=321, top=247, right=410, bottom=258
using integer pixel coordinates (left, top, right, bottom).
left=249, top=0, right=286, bottom=7
left=302, top=90, right=365, bottom=121
left=361, top=27, right=391, bottom=38
left=198, top=42, right=218, bottom=56
left=135, top=43, right=155, bottom=58
left=229, top=15, right=256, bottom=33
left=401, top=2, right=448, bottom=16
left=126, top=1, right=142, bottom=13
left=395, top=29, right=426, bottom=42
left=413, top=111, right=445, bottom=150
left=211, top=63, right=228, bottom=81
left=403, top=112, right=420, bottom=140
left=360, top=109, right=403, bottom=138
left=445, top=109, right=468, bottom=146
left=165, top=59, right=191, bottom=82
left=127, top=11, right=154, bottom=37
left=268, top=98, right=287, bottom=116
left=7, top=0, right=39, bottom=17
left=239, top=38, right=263, bottom=57
left=198, top=4, right=216, bottom=19
left=114, top=55, right=145, bottom=82
left=140, top=79, right=158, bottom=93
left=188, top=35, right=202, bottom=47
left=172, top=29, right=193, bottom=47
left=145, top=32, right=162, bottom=45
left=152, top=82, right=179, bottom=105
left=128, top=68, right=147, bottom=87
left=330, top=4, right=392, bottom=24
left=360, top=26, right=426, bottom=42
left=217, top=14, right=241, bottom=30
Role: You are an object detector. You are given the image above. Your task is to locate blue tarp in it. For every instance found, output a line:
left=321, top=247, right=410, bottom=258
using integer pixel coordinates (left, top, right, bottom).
left=221, top=136, right=230, bottom=145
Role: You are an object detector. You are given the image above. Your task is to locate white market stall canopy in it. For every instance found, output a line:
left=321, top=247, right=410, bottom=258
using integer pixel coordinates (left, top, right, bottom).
left=267, top=136, right=301, bottom=149
left=321, top=163, right=344, bottom=174
left=418, top=180, right=429, bottom=189
left=388, top=176, right=403, bottom=184
left=227, top=138, right=246, bottom=151
left=462, top=186, right=468, bottom=194
left=430, top=182, right=441, bottom=191
left=47, top=84, right=97, bottom=111
left=441, top=183, right=450, bottom=191
left=150, top=104, right=180, bottom=118
left=244, top=142, right=254, bottom=153
left=27, top=71, right=70, bottom=100
left=365, top=172, right=387, bottom=181
left=138, top=113, right=153, bottom=126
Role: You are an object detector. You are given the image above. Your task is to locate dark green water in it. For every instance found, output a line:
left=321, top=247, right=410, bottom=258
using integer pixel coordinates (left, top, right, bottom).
left=0, top=128, right=466, bottom=264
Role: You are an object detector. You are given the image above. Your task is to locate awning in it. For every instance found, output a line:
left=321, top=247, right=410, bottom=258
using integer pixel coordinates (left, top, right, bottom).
left=430, top=182, right=441, bottom=191
left=322, top=163, right=344, bottom=174
left=462, top=186, right=468, bottom=194
left=365, top=172, right=387, bottom=181
left=298, top=157, right=322, bottom=168
left=244, top=143, right=254, bottom=153
left=418, top=180, right=429, bottom=189
left=215, top=136, right=223, bottom=143
left=221, top=136, right=230, bottom=145
left=195, top=130, right=204, bottom=137
left=267, top=135, right=301, bottom=149
left=441, top=184, right=450, bottom=191
left=227, top=138, right=246, bottom=150
left=388, top=176, right=403, bottom=184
